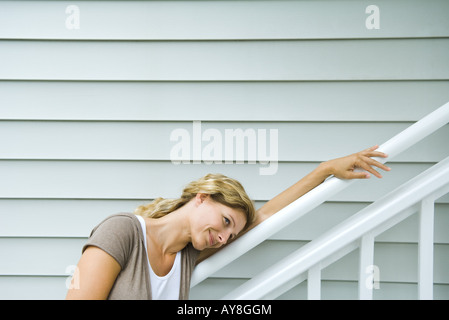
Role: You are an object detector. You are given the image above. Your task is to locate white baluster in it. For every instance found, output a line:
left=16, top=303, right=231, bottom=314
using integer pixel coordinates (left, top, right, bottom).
left=307, top=264, right=321, bottom=300
left=358, top=234, right=375, bottom=300
left=418, top=196, right=435, bottom=299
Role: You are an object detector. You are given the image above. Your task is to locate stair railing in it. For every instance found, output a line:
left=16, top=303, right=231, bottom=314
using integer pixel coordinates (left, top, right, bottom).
left=222, top=154, right=449, bottom=299
left=190, top=101, right=449, bottom=291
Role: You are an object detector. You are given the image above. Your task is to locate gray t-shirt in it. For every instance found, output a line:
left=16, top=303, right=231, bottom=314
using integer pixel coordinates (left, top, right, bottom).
left=82, top=212, right=199, bottom=300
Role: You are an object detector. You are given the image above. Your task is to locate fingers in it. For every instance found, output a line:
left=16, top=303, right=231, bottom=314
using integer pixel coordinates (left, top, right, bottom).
left=330, top=145, right=391, bottom=180
left=362, top=155, right=391, bottom=172
left=358, top=159, right=383, bottom=178
left=343, top=170, right=370, bottom=180
left=362, top=145, right=388, bottom=158
left=356, top=145, right=391, bottom=179
left=365, top=145, right=379, bottom=152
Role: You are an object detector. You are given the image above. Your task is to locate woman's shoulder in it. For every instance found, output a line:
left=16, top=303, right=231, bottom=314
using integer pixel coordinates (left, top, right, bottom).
left=90, top=212, right=139, bottom=232
left=84, top=213, right=141, bottom=247
left=83, top=212, right=143, bottom=268
left=102, top=212, right=137, bottom=222
left=88, top=213, right=143, bottom=244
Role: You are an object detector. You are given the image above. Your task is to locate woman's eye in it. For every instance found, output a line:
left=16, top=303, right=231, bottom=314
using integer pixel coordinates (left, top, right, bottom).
left=224, top=217, right=230, bottom=225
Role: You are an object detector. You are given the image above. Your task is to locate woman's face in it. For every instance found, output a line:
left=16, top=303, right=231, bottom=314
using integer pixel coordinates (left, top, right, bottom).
left=190, top=193, right=247, bottom=251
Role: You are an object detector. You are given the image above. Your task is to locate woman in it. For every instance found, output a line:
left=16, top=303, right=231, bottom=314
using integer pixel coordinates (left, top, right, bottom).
left=66, top=145, right=389, bottom=300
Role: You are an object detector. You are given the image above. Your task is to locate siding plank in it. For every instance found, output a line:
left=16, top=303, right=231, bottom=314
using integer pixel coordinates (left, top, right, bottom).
left=0, top=199, right=145, bottom=237
left=1, top=39, right=448, bottom=80
left=0, top=160, right=441, bottom=201
left=2, top=238, right=448, bottom=285
left=2, top=81, right=448, bottom=122
left=0, top=237, right=85, bottom=275
left=0, top=276, right=69, bottom=300
left=1, top=200, right=448, bottom=243
left=1, top=121, right=448, bottom=162
left=1, top=0, right=448, bottom=40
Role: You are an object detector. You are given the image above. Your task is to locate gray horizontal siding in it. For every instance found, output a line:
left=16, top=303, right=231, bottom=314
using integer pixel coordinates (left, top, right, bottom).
left=1, top=0, right=448, bottom=40
left=1, top=160, right=447, bottom=201
left=1, top=39, right=448, bottom=80
left=2, top=239, right=448, bottom=283
left=0, top=237, right=85, bottom=275
left=2, top=239, right=449, bottom=299
left=0, top=276, right=69, bottom=300
left=1, top=121, right=448, bottom=162
left=0, top=199, right=147, bottom=237
left=1, top=81, right=449, bottom=122
left=1, top=199, right=448, bottom=242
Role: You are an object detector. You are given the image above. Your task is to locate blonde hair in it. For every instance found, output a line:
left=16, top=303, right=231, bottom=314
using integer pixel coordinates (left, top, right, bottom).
left=134, top=173, right=256, bottom=231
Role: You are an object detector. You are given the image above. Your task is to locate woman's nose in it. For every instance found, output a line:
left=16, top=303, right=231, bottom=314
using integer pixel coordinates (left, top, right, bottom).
left=218, top=232, right=230, bottom=244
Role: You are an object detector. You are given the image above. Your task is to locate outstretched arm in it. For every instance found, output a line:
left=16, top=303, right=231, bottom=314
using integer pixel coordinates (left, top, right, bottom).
left=253, top=145, right=390, bottom=226
left=197, top=145, right=390, bottom=263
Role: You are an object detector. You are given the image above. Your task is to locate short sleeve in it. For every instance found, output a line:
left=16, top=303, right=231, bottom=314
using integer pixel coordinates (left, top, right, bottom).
left=82, top=213, right=139, bottom=269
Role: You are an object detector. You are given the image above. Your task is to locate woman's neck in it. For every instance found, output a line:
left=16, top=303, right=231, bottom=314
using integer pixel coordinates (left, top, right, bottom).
left=145, top=201, right=193, bottom=256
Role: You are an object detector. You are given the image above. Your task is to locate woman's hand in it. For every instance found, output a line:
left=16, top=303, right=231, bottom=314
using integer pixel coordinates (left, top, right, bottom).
left=320, top=145, right=391, bottom=180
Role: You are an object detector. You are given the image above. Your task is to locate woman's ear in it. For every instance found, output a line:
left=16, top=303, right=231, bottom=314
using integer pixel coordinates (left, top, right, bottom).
left=195, top=193, right=209, bottom=205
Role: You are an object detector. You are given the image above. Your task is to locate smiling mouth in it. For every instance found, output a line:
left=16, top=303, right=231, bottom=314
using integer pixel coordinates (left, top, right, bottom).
left=209, top=230, right=215, bottom=247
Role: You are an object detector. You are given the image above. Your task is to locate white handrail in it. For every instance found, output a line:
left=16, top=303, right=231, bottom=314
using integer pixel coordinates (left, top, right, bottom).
left=223, top=155, right=449, bottom=299
left=190, top=101, right=449, bottom=287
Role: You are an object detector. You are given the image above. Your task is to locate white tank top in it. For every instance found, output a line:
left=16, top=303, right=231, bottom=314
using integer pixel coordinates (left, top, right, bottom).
left=136, top=215, right=181, bottom=299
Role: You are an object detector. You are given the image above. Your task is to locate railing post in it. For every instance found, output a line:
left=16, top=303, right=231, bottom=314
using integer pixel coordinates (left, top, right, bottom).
left=358, top=234, right=375, bottom=300
left=418, top=196, right=435, bottom=299
left=307, top=264, right=321, bottom=300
